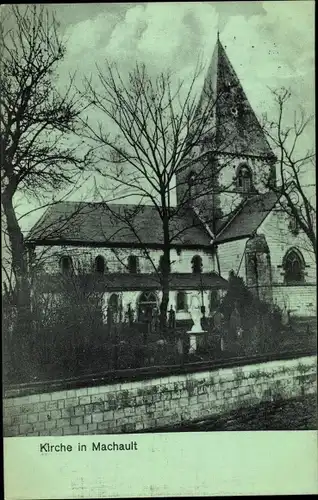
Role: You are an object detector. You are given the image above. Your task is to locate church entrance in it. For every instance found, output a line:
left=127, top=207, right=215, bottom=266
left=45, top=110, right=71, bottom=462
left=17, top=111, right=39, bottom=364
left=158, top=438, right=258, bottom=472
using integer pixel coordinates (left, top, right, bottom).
left=138, top=291, right=158, bottom=323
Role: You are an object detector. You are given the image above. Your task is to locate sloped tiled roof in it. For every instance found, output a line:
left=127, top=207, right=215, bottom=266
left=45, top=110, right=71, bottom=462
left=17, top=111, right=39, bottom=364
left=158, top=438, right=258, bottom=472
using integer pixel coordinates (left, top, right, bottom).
left=26, top=202, right=212, bottom=247
left=215, top=191, right=279, bottom=243
left=198, top=37, right=275, bottom=159
left=35, top=272, right=228, bottom=292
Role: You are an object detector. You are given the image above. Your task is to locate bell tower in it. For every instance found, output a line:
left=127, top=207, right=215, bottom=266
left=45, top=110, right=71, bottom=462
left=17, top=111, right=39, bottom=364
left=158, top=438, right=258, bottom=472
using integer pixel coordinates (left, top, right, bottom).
left=176, top=35, right=276, bottom=233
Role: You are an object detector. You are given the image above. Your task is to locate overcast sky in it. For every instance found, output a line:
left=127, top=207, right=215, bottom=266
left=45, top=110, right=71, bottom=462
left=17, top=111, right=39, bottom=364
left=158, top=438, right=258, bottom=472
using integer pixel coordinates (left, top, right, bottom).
left=10, top=1, right=315, bottom=232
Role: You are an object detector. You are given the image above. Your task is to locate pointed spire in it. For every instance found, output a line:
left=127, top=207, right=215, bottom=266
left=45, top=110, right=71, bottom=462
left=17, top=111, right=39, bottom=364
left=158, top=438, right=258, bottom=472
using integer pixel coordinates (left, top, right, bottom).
left=198, top=36, right=273, bottom=158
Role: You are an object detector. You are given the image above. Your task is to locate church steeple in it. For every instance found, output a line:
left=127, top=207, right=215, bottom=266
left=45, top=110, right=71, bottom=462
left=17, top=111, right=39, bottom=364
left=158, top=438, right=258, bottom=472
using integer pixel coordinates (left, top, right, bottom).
left=200, top=35, right=274, bottom=159
left=175, top=34, right=276, bottom=225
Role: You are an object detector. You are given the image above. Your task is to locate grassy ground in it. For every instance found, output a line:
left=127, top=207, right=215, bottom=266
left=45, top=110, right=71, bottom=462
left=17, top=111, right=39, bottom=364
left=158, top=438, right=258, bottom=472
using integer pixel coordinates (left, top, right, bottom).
left=149, top=395, right=317, bottom=432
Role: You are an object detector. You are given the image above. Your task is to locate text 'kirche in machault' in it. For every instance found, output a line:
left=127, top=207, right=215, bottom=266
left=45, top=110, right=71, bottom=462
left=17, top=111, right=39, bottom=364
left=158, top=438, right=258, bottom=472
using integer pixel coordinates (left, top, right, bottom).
left=39, top=441, right=139, bottom=453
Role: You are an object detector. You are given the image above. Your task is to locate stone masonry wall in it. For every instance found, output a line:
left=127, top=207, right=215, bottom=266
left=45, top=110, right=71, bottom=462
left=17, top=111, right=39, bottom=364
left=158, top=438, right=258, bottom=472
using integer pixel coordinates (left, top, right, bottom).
left=258, top=204, right=316, bottom=317
left=34, top=246, right=215, bottom=276
left=3, top=355, right=316, bottom=437
left=272, top=285, right=316, bottom=318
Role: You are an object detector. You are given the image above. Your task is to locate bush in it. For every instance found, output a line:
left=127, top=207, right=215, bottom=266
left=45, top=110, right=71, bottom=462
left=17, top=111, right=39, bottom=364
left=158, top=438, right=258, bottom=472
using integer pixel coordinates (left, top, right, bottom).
left=220, top=271, right=285, bottom=355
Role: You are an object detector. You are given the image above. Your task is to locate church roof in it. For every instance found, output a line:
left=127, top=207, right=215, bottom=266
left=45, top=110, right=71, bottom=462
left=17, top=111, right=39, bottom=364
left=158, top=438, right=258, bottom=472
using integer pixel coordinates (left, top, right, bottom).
left=26, top=202, right=212, bottom=247
left=27, top=190, right=280, bottom=248
left=215, top=191, right=279, bottom=243
left=199, top=37, right=275, bottom=159
left=34, top=272, right=228, bottom=292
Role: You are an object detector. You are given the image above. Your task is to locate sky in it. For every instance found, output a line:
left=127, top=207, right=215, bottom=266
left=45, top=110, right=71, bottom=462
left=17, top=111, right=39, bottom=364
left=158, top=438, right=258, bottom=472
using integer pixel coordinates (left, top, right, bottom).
left=6, top=1, right=315, bottom=233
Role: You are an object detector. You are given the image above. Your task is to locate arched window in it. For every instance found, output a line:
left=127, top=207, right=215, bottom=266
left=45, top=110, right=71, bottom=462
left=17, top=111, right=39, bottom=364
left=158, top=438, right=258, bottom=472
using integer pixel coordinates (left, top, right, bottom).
left=127, top=255, right=139, bottom=274
left=108, top=293, right=119, bottom=309
left=236, top=164, right=253, bottom=192
left=138, top=291, right=158, bottom=322
left=288, top=208, right=302, bottom=236
left=108, top=293, right=119, bottom=325
left=191, top=255, right=203, bottom=274
left=95, top=255, right=105, bottom=274
left=176, top=292, right=187, bottom=311
left=289, top=214, right=300, bottom=236
left=283, top=248, right=305, bottom=284
left=60, top=256, right=73, bottom=274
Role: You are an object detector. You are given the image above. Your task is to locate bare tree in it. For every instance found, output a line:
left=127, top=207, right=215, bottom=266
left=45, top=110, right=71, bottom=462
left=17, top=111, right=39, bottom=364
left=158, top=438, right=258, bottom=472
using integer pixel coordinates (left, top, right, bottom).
left=0, top=5, right=90, bottom=333
left=81, top=61, right=229, bottom=330
left=263, top=88, right=316, bottom=259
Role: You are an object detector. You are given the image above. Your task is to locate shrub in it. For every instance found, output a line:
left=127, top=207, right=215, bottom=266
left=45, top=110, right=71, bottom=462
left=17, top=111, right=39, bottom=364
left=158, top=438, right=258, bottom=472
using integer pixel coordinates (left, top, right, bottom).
left=220, top=271, right=284, bottom=354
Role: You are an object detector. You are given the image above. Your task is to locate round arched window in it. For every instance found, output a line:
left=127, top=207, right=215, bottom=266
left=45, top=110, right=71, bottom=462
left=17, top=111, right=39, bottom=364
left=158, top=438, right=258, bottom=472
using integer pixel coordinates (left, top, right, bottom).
left=60, top=256, right=73, bottom=274
left=236, top=164, right=253, bottom=192
left=138, top=291, right=158, bottom=322
left=95, top=255, right=105, bottom=273
left=176, top=292, right=187, bottom=311
left=191, top=255, right=203, bottom=274
left=127, top=255, right=139, bottom=274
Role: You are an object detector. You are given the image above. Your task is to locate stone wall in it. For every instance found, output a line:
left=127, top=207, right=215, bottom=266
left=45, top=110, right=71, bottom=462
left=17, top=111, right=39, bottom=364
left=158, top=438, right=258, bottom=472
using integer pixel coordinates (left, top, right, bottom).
left=258, top=205, right=316, bottom=317
left=272, top=285, right=316, bottom=318
left=215, top=203, right=316, bottom=317
left=32, top=245, right=219, bottom=321
left=218, top=156, right=270, bottom=219
left=217, top=238, right=248, bottom=279
left=34, top=245, right=216, bottom=276
left=3, top=355, right=316, bottom=437
left=175, top=152, right=270, bottom=227
left=258, top=206, right=316, bottom=285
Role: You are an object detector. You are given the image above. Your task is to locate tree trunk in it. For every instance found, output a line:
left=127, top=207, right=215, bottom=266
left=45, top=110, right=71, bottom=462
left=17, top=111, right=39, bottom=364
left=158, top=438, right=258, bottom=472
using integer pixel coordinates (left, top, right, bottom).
left=160, top=269, right=170, bottom=333
left=159, top=217, right=171, bottom=333
left=2, top=192, right=28, bottom=281
left=2, top=190, right=33, bottom=378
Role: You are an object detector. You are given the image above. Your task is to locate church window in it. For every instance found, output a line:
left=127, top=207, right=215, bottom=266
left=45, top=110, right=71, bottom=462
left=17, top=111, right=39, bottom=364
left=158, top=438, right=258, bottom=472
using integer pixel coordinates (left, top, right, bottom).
left=108, top=293, right=120, bottom=325
left=95, top=255, right=105, bottom=273
left=138, top=291, right=157, bottom=322
left=127, top=255, right=139, bottom=274
left=60, top=256, right=73, bottom=274
left=191, top=255, right=203, bottom=274
left=268, top=163, right=277, bottom=187
left=288, top=214, right=300, bottom=236
left=176, top=292, right=187, bottom=311
left=236, top=164, right=253, bottom=192
left=283, top=248, right=305, bottom=284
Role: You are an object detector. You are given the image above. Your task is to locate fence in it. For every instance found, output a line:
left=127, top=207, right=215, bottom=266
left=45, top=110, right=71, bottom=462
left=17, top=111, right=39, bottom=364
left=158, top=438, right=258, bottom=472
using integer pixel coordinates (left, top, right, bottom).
left=2, top=301, right=317, bottom=386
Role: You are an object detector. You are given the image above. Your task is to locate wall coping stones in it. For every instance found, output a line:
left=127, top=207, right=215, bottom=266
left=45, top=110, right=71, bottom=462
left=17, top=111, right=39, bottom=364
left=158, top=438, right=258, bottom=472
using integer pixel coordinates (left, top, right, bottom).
left=4, top=349, right=316, bottom=400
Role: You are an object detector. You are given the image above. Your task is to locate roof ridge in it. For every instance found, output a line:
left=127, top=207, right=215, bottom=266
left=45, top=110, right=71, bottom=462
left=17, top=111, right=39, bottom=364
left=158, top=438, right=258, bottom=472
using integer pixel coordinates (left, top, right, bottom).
left=216, top=196, right=250, bottom=239
left=191, top=205, right=216, bottom=242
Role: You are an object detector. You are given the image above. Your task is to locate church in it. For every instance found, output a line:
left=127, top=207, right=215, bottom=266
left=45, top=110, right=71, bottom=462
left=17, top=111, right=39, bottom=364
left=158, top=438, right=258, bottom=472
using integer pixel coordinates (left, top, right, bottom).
left=25, top=37, right=316, bottom=324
